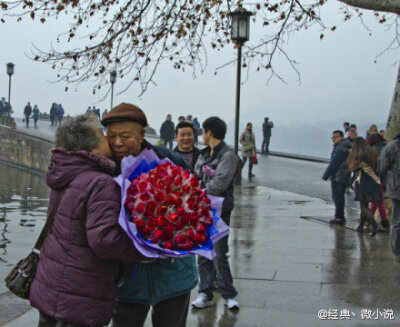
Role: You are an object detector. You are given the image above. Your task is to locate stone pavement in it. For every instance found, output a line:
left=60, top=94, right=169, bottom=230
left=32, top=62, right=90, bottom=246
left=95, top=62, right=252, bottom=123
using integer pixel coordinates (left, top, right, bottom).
left=1, top=128, right=400, bottom=326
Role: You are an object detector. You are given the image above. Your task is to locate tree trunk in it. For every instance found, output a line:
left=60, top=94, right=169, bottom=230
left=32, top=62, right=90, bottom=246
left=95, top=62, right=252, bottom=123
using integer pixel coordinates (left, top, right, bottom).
left=385, top=64, right=400, bottom=141
left=338, top=0, right=400, bottom=14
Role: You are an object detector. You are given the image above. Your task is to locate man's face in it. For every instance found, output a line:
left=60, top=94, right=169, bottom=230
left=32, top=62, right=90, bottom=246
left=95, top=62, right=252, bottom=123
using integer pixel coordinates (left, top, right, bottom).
left=332, top=132, right=343, bottom=144
left=167, top=115, right=172, bottom=121
left=106, top=121, right=145, bottom=161
left=344, top=123, right=349, bottom=130
left=348, top=130, right=357, bottom=140
left=175, top=127, right=194, bottom=152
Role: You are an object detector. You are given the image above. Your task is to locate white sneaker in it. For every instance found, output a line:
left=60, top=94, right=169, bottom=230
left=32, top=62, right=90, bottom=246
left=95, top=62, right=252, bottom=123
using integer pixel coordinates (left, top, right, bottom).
left=225, top=297, right=239, bottom=310
left=191, top=292, right=214, bottom=309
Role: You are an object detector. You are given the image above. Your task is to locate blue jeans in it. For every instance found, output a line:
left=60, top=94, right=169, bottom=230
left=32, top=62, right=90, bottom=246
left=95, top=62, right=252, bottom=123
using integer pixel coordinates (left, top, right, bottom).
left=198, top=211, right=237, bottom=300
left=331, top=180, right=346, bottom=219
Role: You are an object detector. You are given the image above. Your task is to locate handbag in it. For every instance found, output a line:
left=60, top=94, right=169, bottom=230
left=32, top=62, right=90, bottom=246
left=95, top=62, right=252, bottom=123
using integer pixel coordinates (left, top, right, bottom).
left=4, top=190, right=65, bottom=299
left=252, top=152, right=258, bottom=165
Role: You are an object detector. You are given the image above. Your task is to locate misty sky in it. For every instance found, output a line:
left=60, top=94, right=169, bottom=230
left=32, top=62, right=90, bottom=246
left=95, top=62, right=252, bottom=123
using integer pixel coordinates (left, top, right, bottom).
left=0, top=1, right=398, bottom=158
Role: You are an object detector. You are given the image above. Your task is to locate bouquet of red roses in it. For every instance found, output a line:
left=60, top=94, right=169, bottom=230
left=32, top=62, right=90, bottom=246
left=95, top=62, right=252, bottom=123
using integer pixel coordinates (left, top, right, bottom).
left=115, top=149, right=229, bottom=259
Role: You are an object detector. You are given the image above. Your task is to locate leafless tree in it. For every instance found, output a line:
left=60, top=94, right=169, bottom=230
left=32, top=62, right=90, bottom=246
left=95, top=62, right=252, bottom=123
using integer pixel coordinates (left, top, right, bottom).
left=0, top=0, right=399, bottom=95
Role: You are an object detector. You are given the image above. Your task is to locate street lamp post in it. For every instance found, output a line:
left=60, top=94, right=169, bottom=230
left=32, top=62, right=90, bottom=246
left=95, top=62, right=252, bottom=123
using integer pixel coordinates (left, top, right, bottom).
left=110, top=70, right=117, bottom=110
left=6, top=63, right=14, bottom=107
left=230, top=8, right=252, bottom=155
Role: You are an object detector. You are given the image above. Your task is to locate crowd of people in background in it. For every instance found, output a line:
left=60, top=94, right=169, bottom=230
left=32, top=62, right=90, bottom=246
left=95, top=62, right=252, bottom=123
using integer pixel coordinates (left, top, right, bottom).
left=323, top=121, right=395, bottom=239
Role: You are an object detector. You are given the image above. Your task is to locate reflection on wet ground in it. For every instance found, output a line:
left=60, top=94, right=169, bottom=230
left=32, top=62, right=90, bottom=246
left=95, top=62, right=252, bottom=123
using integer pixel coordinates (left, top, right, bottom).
left=0, top=162, right=48, bottom=267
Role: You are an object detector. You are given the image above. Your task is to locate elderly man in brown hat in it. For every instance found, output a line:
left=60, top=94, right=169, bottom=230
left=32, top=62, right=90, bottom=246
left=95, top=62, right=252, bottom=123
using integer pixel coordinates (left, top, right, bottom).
left=101, top=103, right=198, bottom=327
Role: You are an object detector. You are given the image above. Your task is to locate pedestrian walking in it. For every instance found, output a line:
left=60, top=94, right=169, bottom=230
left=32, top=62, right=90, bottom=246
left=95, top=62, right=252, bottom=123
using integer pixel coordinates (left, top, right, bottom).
left=57, top=104, right=65, bottom=125
left=29, top=114, right=146, bottom=327
left=50, top=103, right=57, bottom=126
left=32, top=105, right=40, bottom=127
left=24, top=102, right=32, bottom=128
left=240, top=122, right=256, bottom=178
left=261, top=117, right=273, bottom=153
left=348, top=137, right=381, bottom=236
left=192, top=116, right=240, bottom=311
left=159, top=114, right=175, bottom=150
left=101, top=103, right=198, bottom=327
left=322, top=130, right=352, bottom=224
left=379, top=133, right=400, bottom=254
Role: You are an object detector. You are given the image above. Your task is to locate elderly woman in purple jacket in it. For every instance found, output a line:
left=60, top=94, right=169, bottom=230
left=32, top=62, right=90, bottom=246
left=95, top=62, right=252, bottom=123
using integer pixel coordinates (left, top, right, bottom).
left=29, top=114, right=147, bottom=327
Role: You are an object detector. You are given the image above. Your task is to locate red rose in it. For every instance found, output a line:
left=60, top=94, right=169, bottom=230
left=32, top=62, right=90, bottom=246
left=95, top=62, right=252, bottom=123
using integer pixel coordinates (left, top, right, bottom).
left=132, top=216, right=145, bottom=228
left=158, top=206, right=168, bottom=216
left=163, top=240, right=174, bottom=250
left=155, top=191, right=165, bottom=202
left=193, top=233, right=207, bottom=244
left=168, top=213, right=178, bottom=222
left=182, top=185, right=191, bottom=194
left=154, top=229, right=164, bottom=241
left=165, top=195, right=175, bottom=205
left=197, top=224, right=206, bottom=234
left=139, top=181, right=147, bottom=191
left=190, top=176, right=200, bottom=187
left=183, top=169, right=190, bottom=179
left=135, top=203, right=146, bottom=214
left=140, top=193, right=150, bottom=201
left=157, top=216, right=166, bottom=226
left=173, top=176, right=183, bottom=187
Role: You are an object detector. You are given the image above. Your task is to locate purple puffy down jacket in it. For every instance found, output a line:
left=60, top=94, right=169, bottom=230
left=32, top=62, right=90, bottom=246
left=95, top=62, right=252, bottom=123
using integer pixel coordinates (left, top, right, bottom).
left=30, top=148, right=145, bottom=327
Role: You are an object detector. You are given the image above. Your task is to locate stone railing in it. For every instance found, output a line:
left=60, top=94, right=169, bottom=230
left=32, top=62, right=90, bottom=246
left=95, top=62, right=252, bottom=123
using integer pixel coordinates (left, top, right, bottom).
left=0, top=125, right=52, bottom=173
left=0, top=116, right=16, bottom=129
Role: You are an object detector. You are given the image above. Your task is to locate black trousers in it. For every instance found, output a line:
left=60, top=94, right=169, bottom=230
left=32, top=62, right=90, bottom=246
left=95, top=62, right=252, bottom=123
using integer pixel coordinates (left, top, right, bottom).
left=112, top=292, right=190, bottom=327
left=331, top=180, right=346, bottom=219
left=262, top=135, right=271, bottom=152
left=242, top=156, right=253, bottom=176
left=38, top=311, right=92, bottom=327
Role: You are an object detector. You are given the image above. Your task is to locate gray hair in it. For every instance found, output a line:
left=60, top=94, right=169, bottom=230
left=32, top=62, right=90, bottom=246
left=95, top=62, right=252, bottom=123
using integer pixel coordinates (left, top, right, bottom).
left=55, top=113, right=101, bottom=152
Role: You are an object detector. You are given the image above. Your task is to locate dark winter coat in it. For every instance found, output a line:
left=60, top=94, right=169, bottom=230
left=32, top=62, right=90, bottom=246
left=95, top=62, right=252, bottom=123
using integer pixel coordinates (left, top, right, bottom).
left=160, top=120, right=175, bottom=141
left=30, top=149, right=145, bottom=327
left=379, top=134, right=400, bottom=199
left=372, top=141, right=387, bottom=154
left=24, top=105, right=32, bottom=116
left=263, top=121, right=274, bottom=136
left=173, top=146, right=201, bottom=168
left=322, top=138, right=352, bottom=185
left=116, top=140, right=198, bottom=306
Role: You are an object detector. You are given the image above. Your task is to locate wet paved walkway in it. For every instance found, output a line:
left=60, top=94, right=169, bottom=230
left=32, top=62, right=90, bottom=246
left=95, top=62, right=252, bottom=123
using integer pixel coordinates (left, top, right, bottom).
left=1, top=123, right=400, bottom=326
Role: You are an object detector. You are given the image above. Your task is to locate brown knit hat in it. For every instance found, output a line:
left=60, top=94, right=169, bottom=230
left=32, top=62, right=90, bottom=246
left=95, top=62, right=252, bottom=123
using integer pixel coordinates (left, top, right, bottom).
left=101, top=103, right=148, bottom=127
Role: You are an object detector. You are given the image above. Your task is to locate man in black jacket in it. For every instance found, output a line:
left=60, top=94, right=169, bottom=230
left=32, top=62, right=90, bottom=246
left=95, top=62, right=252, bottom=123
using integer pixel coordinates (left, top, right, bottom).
left=24, top=102, right=32, bottom=128
left=173, top=121, right=200, bottom=169
left=160, top=114, right=175, bottom=150
left=262, top=117, right=273, bottom=153
left=322, top=130, right=352, bottom=224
